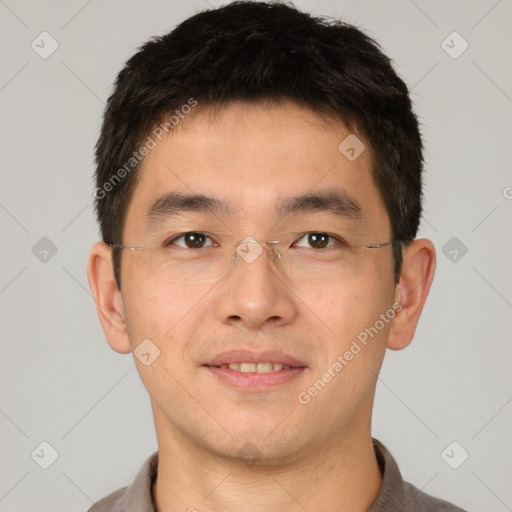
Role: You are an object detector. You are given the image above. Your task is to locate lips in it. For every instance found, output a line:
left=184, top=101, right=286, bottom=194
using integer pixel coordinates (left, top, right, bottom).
left=202, top=349, right=308, bottom=391
left=202, top=349, right=307, bottom=369
left=219, top=362, right=292, bottom=373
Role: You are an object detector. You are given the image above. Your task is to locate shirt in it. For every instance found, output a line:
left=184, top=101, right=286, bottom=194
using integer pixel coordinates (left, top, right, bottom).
left=87, top=439, right=467, bottom=511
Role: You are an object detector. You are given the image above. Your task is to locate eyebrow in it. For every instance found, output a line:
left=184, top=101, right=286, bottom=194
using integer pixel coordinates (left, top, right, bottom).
left=146, top=192, right=234, bottom=227
left=145, top=188, right=363, bottom=227
left=276, top=189, right=362, bottom=220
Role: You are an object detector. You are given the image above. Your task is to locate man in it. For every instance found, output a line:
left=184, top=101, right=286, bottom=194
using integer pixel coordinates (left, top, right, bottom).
left=87, top=1, right=465, bottom=510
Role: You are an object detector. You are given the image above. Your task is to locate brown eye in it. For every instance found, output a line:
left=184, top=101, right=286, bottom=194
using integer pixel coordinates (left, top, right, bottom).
left=183, top=233, right=207, bottom=248
left=307, top=233, right=329, bottom=249
left=167, top=232, right=214, bottom=249
left=294, top=232, right=335, bottom=249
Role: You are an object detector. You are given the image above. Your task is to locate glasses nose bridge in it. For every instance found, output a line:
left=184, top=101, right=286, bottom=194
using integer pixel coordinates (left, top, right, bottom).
left=232, top=237, right=282, bottom=267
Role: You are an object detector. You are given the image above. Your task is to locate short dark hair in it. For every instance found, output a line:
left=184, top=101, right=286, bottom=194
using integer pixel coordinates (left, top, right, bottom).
left=94, top=0, right=423, bottom=289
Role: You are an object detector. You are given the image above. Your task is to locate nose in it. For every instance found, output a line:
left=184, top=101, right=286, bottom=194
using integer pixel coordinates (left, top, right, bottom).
left=213, top=239, right=298, bottom=330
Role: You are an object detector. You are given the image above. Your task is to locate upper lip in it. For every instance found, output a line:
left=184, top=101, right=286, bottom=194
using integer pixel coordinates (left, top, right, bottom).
left=203, top=349, right=307, bottom=368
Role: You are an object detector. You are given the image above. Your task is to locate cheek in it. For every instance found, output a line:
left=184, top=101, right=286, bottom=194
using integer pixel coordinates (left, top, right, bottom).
left=121, top=261, right=210, bottom=343
left=300, top=275, right=394, bottom=416
left=309, top=270, right=394, bottom=356
left=121, top=279, right=212, bottom=401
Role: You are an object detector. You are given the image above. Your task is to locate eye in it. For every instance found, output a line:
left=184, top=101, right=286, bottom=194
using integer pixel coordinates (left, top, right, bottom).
left=293, top=232, right=342, bottom=249
left=165, top=232, right=216, bottom=249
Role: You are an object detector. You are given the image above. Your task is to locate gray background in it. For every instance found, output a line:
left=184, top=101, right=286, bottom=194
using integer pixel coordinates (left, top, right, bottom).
left=1, top=0, right=511, bottom=510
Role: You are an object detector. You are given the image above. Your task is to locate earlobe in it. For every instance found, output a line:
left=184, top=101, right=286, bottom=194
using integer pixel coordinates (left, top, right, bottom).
left=387, top=239, right=436, bottom=351
left=87, top=242, right=132, bottom=354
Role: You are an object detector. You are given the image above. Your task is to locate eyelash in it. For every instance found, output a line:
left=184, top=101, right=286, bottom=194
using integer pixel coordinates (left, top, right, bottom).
left=163, top=232, right=347, bottom=249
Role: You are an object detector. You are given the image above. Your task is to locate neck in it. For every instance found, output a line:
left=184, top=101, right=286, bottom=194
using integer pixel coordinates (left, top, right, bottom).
left=152, top=416, right=382, bottom=512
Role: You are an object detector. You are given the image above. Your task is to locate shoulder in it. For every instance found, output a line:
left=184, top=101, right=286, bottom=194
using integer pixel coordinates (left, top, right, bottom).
left=402, top=481, right=468, bottom=512
left=86, top=451, right=158, bottom=512
left=371, top=439, right=467, bottom=512
left=86, top=486, right=127, bottom=512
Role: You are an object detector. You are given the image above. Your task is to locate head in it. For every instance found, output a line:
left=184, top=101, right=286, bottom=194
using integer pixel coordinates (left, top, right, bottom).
left=88, top=1, right=435, bottom=466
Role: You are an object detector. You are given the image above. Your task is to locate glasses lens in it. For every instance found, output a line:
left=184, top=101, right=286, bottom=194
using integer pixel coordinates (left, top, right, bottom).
left=134, top=234, right=385, bottom=282
left=142, top=244, right=233, bottom=282
left=279, top=244, right=365, bottom=281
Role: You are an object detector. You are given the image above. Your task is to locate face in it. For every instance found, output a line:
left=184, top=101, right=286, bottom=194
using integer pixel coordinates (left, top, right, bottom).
left=116, top=101, right=398, bottom=464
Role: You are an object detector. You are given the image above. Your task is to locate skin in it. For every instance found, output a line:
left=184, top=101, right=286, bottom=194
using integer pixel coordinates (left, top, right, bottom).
left=88, top=100, right=436, bottom=512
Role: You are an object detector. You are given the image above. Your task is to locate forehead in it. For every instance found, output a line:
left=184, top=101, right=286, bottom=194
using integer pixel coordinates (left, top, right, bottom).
left=124, top=101, right=389, bottom=233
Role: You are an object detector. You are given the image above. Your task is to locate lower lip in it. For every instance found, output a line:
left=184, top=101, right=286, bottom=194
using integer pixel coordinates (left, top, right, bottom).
left=204, top=366, right=307, bottom=392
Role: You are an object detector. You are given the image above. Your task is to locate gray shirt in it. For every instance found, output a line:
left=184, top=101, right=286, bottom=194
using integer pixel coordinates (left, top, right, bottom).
left=88, top=439, right=467, bottom=511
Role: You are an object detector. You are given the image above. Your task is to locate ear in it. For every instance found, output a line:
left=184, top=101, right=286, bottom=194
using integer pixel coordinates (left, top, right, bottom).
left=387, top=238, right=436, bottom=351
left=87, top=242, right=132, bottom=354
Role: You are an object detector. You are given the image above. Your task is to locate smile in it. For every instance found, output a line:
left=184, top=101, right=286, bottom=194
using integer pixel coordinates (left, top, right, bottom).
left=212, top=362, right=292, bottom=373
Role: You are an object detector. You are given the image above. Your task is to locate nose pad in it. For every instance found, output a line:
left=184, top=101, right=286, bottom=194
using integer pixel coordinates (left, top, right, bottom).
left=234, top=238, right=281, bottom=267
left=235, top=237, right=264, bottom=264
left=269, top=248, right=282, bottom=263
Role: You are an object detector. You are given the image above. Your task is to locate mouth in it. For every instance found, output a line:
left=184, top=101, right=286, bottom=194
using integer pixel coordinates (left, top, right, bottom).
left=208, top=362, right=296, bottom=373
left=202, top=349, right=308, bottom=391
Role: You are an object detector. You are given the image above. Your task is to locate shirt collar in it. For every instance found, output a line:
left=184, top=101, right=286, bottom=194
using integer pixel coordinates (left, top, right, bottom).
left=122, top=439, right=405, bottom=512
left=123, top=450, right=158, bottom=512
left=367, top=438, right=404, bottom=511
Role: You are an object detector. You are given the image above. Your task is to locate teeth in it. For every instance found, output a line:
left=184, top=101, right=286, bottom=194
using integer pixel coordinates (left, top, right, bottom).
left=240, top=362, right=256, bottom=373
left=256, top=363, right=273, bottom=373
left=221, top=362, right=290, bottom=373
